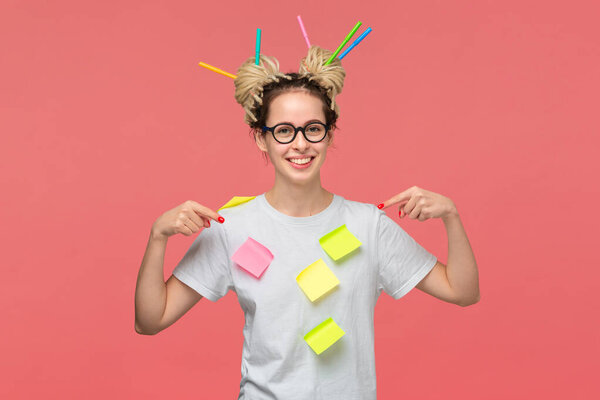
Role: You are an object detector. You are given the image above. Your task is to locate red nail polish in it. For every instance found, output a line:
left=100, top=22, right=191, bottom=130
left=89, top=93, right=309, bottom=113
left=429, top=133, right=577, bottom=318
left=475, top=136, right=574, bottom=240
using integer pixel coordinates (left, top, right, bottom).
left=218, top=217, right=225, bottom=223
left=377, top=203, right=384, bottom=209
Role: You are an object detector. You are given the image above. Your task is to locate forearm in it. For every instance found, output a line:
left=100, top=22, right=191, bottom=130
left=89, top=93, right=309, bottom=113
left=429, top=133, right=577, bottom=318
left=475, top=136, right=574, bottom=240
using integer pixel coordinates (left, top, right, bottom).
left=134, top=229, right=169, bottom=334
left=442, top=209, right=480, bottom=305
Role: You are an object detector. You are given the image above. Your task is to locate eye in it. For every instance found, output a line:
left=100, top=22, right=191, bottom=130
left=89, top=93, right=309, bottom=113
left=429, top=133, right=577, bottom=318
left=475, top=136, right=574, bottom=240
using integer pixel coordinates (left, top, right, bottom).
left=306, top=124, right=325, bottom=134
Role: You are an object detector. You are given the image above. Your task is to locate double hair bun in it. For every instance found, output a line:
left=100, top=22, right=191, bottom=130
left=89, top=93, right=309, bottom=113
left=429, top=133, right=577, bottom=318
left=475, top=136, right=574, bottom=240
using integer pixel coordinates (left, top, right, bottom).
left=234, top=45, right=346, bottom=125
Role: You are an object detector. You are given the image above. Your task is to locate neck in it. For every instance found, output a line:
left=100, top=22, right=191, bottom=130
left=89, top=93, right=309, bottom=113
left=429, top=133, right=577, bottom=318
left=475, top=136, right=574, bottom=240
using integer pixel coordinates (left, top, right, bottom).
left=265, top=174, right=333, bottom=217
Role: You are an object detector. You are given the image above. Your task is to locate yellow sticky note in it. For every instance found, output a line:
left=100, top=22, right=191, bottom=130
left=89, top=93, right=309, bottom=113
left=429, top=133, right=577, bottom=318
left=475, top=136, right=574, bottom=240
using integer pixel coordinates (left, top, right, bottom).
left=304, top=317, right=345, bottom=355
left=218, top=196, right=256, bottom=211
left=296, top=259, right=340, bottom=302
left=319, top=224, right=362, bottom=261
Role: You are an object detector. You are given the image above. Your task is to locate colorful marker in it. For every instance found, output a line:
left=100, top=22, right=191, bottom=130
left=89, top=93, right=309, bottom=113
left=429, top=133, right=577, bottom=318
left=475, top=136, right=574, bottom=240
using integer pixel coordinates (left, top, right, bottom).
left=197, top=61, right=237, bottom=79
left=297, top=15, right=311, bottom=48
left=325, top=21, right=362, bottom=65
left=255, top=28, right=261, bottom=65
left=339, top=27, right=372, bottom=60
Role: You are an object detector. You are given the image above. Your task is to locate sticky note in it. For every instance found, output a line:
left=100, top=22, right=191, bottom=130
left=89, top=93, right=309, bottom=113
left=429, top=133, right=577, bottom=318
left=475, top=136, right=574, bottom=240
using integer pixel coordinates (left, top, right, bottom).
left=232, top=237, right=273, bottom=278
left=296, top=259, right=340, bottom=302
left=218, top=196, right=256, bottom=211
left=319, top=224, right=362, bottom=261
left=304, top=317, right=345, bottom=355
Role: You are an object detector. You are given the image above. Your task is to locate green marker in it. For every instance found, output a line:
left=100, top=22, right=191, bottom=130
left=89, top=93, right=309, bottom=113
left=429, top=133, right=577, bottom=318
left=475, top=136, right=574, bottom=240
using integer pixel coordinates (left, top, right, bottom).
left=325, top=21, right=362, bottom=65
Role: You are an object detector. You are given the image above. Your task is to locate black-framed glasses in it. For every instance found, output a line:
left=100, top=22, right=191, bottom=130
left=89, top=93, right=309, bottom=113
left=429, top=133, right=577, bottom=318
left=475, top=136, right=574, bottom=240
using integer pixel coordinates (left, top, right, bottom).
left=262, top=121, right=329, bottom=144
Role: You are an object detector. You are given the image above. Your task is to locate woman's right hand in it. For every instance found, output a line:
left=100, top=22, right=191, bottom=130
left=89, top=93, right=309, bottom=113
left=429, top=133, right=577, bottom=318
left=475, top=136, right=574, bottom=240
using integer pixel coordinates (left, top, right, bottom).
left=151, top=200, right=224, bottom=239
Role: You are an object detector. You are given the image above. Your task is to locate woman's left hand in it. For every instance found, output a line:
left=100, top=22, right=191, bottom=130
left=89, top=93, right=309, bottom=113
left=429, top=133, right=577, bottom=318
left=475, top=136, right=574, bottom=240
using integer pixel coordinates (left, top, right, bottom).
left=377, top=186, right=458, bottom=221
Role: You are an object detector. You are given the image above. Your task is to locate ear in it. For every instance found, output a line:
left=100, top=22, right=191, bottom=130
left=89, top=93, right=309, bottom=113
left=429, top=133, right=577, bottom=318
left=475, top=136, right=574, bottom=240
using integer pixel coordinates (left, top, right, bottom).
left=326, top=131, right=334, bottom=146
left=254, top=130, right=268, bottom=152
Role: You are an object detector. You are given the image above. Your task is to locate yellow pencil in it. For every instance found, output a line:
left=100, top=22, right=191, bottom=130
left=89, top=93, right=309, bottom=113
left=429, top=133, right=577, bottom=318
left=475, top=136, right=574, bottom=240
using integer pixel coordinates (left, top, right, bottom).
left=197, top=61, right=237, bottom=79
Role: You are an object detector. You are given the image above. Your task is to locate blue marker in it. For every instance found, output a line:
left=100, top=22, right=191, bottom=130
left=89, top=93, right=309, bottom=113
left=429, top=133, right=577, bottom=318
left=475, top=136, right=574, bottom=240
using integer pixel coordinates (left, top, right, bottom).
left=339, top=27, right=372, bottom=60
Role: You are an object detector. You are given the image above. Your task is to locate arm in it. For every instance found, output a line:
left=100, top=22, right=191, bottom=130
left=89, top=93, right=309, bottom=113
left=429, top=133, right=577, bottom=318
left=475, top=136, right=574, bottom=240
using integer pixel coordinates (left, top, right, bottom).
left=441, top=210, right=480, bottom=306
left=416, top=209, right=480, bottom=306
left=380, top=186, right=480, bottom=307
left=134, top=230, right=203, bottom=335
left=134, top=200, right=224, bottom=334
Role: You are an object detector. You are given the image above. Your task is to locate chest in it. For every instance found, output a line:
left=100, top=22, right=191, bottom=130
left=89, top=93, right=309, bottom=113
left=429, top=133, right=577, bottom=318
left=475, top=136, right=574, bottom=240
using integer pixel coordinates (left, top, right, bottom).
left=228, top=223, right=377, bottom=317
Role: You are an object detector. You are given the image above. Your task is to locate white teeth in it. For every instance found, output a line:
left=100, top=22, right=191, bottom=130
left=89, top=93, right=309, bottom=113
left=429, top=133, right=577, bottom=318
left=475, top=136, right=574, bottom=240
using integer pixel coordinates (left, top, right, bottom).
left=288, top=157, right=312, bottom=165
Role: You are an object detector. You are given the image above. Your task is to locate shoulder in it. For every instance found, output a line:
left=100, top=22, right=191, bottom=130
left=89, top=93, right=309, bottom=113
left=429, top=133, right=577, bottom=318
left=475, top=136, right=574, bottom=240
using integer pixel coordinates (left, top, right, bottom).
left=337, top=196, right=383, bottom=219
left=336, top=196, right=404, bottom=240
left=212, top=195, right=262, bottom=238
left=336, top=196, right=386, bottom=234
left=199, top=196, right=260, bottom=246
left=217, top=195, right=260, bottom=219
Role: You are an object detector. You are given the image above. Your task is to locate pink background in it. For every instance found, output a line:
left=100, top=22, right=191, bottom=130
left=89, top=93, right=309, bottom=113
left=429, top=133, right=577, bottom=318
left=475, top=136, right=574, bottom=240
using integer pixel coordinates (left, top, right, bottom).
left=2, top=0, right=598, bottom=398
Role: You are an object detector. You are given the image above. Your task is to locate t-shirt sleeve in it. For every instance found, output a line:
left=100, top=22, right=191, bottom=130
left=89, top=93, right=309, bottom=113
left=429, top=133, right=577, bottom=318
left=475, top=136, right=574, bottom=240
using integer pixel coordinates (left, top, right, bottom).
left=171, top=222, right=233, bottom=302
left=376, top=211, right=437, bottom=299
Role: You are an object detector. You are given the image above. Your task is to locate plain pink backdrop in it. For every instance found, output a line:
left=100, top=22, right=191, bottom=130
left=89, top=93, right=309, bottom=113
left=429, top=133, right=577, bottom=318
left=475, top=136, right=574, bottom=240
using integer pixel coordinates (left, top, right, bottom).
left=2, top=0, right=598, bottom=398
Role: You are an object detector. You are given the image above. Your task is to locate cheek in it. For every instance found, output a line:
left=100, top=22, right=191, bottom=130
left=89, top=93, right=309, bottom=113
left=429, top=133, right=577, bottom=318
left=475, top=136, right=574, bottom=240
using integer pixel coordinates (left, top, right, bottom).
left=264, top=140, right=287, bottom=160
left=319, top=150, right=328, bottom=162
left=318, top=142, right=330, bottom=155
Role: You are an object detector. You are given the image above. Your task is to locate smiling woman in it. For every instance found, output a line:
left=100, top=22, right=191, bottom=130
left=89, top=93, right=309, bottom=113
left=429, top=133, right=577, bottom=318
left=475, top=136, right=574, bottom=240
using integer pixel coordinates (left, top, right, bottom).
left=255, top=91, right=331, bottom=185
left=134, top=44, right=480, bottom=400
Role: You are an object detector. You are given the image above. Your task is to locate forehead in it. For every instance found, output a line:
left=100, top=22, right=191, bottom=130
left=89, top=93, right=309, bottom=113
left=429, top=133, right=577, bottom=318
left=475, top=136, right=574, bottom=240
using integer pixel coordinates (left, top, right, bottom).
left=267, top=90, right=325, bottom=124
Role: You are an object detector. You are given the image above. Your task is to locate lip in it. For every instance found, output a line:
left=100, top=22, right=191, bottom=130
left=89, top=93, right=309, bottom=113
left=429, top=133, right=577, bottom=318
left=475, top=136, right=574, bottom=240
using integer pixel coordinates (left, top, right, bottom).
left=286, top=155, right=316, bottom=159
left=286, top=156, right=315, bottom=169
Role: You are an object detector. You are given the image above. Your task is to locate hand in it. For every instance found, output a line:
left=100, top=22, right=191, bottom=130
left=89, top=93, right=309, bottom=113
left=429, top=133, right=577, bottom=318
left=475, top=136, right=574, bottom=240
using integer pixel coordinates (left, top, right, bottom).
left=377, top=186, right=457, bottom=221
left=151, top=200, right=224, bottom=239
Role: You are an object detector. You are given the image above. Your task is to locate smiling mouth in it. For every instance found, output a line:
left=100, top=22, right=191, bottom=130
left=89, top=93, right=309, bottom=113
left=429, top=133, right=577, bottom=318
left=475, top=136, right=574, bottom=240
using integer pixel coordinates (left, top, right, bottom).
left=287, top=157, right=314, bottom=165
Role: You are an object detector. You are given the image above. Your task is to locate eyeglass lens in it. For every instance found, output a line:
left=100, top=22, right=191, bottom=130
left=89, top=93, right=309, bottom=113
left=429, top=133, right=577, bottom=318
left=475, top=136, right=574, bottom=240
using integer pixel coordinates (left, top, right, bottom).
left=273, top=123, right=327, bottom=143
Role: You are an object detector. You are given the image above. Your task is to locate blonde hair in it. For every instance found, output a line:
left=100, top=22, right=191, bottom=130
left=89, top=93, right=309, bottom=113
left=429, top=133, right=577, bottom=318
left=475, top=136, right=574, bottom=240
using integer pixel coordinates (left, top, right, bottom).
left=233, top=45, right=346, bottom=128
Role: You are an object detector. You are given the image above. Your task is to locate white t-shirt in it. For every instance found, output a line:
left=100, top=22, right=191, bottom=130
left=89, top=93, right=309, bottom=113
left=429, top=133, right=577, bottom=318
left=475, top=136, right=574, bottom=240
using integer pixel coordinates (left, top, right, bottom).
left=172, top=193, right=437, bottom=399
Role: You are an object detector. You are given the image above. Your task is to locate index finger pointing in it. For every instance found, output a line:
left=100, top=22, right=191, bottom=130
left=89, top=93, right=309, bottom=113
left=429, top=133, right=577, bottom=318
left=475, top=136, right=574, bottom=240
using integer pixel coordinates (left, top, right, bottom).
left=189, top=201, right=225, bottom=223
left=378, top=187, right=414, bottom=210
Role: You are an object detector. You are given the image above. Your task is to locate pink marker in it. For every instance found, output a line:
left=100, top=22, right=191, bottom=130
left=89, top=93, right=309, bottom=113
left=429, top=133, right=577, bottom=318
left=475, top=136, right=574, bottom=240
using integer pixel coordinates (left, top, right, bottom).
left=297, top=15, right=311, bottom=48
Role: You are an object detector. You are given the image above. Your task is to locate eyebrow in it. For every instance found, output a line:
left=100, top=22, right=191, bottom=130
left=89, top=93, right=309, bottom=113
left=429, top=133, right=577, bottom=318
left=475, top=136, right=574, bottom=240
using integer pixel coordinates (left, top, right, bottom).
left=276, top=119, right=325, bottom=125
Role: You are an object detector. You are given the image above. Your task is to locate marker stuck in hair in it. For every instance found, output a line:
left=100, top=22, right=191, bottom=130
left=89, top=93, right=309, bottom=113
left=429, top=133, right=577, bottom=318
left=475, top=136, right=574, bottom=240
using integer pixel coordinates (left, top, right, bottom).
left=325, top=21, right=362, bottom=65
left=339, top=27, right=372, bottom=60
left=255, top=28, right=261, bottom=65
left=297, top=15, right=311, bottom=48
left=197, top=61, right=237, bottom=79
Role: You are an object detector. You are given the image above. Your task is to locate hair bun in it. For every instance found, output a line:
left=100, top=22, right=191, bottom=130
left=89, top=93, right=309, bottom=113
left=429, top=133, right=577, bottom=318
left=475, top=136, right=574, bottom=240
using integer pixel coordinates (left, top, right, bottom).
left=299, top=45, right=346, bottom=115
left=233, top=55, right=290, bottom=124
left=233, top=46, right=346, bottom=127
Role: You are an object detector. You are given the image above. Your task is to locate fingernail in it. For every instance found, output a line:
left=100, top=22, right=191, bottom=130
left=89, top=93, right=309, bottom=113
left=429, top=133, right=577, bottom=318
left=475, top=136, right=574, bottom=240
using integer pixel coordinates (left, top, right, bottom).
left=207, top=221, right=211, bottom=227
left=218, top=217, right=225, bottom=223
left=377, top=203, right=384, bottom=209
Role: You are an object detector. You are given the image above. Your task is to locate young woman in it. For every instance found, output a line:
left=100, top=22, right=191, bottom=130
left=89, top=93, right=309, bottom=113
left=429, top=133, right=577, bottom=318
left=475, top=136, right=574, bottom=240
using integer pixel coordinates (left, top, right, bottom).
left=134, top=46, right=480, bottom=399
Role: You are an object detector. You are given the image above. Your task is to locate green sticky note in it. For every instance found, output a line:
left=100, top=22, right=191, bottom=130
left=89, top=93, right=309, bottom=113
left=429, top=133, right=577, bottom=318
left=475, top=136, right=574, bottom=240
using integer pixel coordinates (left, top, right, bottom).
left=304, top=317, right=345, bottom=355
left=319, top=224, right=362, bottom=261
left=218, top=196, right=256, bottom=211
left=296, top=259, right=340, bottom=302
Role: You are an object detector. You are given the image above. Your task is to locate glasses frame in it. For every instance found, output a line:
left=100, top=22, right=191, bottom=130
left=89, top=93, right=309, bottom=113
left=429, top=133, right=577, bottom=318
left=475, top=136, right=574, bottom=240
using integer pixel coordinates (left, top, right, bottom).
left=262, top=121, right=330, bottom=144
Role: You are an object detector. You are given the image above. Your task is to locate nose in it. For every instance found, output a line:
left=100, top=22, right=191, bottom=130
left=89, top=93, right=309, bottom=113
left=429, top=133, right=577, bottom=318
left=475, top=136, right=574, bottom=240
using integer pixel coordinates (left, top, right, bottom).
left=291, top=128, right=310, bottom=151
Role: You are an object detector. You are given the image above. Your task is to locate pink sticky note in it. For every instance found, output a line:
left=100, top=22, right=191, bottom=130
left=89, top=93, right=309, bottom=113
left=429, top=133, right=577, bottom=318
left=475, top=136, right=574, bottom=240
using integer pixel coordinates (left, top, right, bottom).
left=232, top=237, right=274, bottom=278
